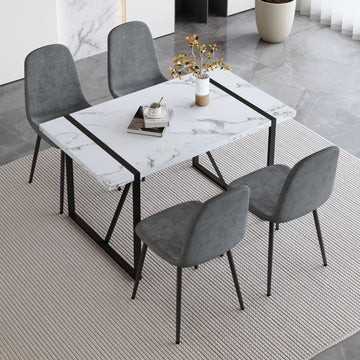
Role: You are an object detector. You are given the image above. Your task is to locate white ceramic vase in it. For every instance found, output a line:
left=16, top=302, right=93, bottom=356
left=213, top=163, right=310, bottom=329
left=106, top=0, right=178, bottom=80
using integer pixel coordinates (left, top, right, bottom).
left=195, top=76, right=210, bottom=106
left=255, top=0, right=296, bottom=43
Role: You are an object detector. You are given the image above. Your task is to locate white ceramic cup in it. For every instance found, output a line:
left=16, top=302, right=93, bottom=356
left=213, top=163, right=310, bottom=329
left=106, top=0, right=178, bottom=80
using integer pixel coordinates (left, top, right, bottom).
left=149, top=103, right=162, bottom=117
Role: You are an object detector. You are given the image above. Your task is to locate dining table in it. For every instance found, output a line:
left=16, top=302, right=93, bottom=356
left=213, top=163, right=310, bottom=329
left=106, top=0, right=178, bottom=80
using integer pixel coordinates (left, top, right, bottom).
left=40, top=71, right=296, bottom=278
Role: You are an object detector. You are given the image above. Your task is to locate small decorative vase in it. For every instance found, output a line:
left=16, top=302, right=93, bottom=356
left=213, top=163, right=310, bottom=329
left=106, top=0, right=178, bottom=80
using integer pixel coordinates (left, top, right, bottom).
left=195, top=75, right=210, bottom=106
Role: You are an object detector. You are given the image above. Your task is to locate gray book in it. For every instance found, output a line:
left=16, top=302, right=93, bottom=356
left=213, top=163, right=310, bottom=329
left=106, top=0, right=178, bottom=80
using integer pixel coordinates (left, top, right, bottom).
left=127, top=106, right=173, bottom=137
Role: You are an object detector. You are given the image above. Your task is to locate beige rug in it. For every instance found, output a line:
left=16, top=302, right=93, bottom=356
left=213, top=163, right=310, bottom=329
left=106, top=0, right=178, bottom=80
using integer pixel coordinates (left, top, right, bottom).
left=1, top=119, right=360, bottom=360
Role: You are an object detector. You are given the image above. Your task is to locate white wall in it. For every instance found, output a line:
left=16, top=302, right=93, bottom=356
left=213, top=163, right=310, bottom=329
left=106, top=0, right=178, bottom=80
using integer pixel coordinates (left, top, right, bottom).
left=0, top=0, right=175, bottom=85
left=0, top=0, right=58, bottom=84
left=228, top=0, right=255, bottom=16
left=126, top=0, right=175, bottom=38
left=57, top=0, right=124, bottom=60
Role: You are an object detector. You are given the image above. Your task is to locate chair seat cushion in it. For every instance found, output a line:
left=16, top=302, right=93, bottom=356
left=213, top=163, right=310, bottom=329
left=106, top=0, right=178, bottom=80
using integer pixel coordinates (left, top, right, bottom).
left=229, top=165, right=291, bottom=222
left=135, top=201, right=203, bottom=266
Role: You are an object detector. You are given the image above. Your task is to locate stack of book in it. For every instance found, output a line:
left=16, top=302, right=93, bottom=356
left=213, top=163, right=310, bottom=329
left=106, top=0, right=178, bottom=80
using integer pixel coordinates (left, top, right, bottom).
left=127, top=105, right=173, bottom=137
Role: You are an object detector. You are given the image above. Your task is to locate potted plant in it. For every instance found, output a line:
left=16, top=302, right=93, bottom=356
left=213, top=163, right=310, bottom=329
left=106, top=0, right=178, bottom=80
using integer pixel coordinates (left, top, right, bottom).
left=255, top=0, right=296, bottom=43
left=168, top=35, right=231, bottom=106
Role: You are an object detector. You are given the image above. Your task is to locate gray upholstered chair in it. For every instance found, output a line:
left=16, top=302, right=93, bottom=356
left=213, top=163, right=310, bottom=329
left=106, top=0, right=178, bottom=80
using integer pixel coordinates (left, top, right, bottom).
left=25, top=44, right=90, bottom=213
left=229, top=146, right=340, bottom=296
left=108, top=21, right=167, bottom=98
left=131, top=185, right=250, bottom=344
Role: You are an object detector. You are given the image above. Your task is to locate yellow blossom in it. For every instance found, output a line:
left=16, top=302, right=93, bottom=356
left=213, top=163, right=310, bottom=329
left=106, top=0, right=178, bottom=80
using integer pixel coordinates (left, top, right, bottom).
left=168, top=34, right=230, bottom=80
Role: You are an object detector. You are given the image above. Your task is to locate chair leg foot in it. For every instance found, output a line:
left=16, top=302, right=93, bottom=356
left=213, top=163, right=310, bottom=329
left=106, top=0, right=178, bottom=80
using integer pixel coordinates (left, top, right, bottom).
left=267, top=222, right=275, bottom=297
left=227, top=250, right=245, bottom=309
left=28, top=135, right=41, bottom=183
left=60, top=151, right=65, bottom=214
left=313, top=209, right=327, bottom=266
left=176, top=267, right=182, bottom=345
left=131, top=244, right=147, bottom=300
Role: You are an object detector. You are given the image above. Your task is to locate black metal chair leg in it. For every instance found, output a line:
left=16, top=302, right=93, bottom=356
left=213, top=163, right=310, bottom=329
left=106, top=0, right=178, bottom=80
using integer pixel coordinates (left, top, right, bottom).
left=313, top=209, right=327, bottom=266
left=28, top=135, right=41, bottom=183
left=60, top=151, right=65, bottom=214
left=176, top=267, right=182, bottom=345
left=227, top=250, right=245, bottom=310
left=131, top=244, right=148, bottom=300
left=267, top=222, right=275, bottom=296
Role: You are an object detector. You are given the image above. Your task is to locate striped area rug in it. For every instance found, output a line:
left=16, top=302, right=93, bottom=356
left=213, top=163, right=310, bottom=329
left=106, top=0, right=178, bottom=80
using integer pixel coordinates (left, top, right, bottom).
left=1, top=119, right=360, bottom=359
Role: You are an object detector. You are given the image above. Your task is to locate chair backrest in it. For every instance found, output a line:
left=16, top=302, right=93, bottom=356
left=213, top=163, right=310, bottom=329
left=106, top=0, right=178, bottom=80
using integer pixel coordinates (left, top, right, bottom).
left=24, top=44, right=88, bottom=128
left=108, top=21, right=166, bottom=98
left=179, top=185, right=250, bottom=267
left=274, top=146, right=339, bottom=223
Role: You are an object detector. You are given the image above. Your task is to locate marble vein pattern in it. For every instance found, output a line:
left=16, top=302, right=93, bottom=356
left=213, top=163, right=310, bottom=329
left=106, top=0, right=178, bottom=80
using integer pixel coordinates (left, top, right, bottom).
left=40, top=72, right=296, bottom=191
left=57, top=0, right=123, bottom=60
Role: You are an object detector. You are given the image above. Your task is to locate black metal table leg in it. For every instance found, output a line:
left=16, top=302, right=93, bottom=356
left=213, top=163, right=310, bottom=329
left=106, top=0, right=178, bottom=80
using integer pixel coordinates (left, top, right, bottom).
left=65, top=155, right=75, bottom=217
left=267, top=120, right=277, bottom=166
left=64, top=115, right=145, bottom=279
left=65, top=154, right=137, bottom=278
left=192, top=152, right=228, bottom=190
left=104, top=183, right=131, bottom=244
left=60, top=151, right=65, bottom=214
left=210, top=78, right=278, bottom=168
left=133, top=174, right=142, bottom=270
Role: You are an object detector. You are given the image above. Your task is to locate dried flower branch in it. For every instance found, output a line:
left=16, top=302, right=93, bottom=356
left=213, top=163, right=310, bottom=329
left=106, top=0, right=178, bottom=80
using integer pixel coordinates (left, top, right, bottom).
left=168, top=35, right=231, bottom=80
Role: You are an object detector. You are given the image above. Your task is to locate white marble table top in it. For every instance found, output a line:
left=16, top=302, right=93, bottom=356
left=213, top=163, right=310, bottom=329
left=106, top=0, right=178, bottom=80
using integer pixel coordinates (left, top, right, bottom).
left=40, top=71, right=296, bottom=191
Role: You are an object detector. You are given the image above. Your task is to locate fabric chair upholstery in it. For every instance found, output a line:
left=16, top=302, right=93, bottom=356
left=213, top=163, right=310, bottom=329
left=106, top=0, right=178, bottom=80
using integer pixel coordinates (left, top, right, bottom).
left=25, top=44, right=90, bottom=144
left=132, top=185, right=250, bottom=344
left=229, top=164, right=291, bottom=222
left=24, top=44, right=90, bottom=213
left=229, top=146, right=340, bottom=296
left=275, top=146, right=339, bottom=223
left=108, top=21, right=167, bottom=98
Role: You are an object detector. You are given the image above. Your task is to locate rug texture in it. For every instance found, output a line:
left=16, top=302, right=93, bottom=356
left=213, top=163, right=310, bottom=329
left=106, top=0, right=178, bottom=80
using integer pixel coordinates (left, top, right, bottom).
left=1, top=119, right=360, bottom=360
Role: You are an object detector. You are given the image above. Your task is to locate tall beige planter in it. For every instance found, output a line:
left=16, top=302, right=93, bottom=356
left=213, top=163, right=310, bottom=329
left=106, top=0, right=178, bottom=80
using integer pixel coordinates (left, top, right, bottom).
left=255, top=0, right=296, bottom=43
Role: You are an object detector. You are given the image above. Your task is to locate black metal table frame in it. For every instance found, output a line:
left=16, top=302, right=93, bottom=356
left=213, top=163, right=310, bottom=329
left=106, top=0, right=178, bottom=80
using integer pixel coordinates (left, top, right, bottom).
left=192, top=78, right=277, bottom=190
left=62, top=79, right=277, bottom=279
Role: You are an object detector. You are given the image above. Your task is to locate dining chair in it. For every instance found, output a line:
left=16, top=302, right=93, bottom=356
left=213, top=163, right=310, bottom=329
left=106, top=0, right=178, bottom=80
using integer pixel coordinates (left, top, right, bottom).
left=108, top=21, right=167, bottom=98
left=25, top=44, right=90, bottom=213
left=229, top=146, right=340, bottom=296
left=131, top=185, right=250, bottom=344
